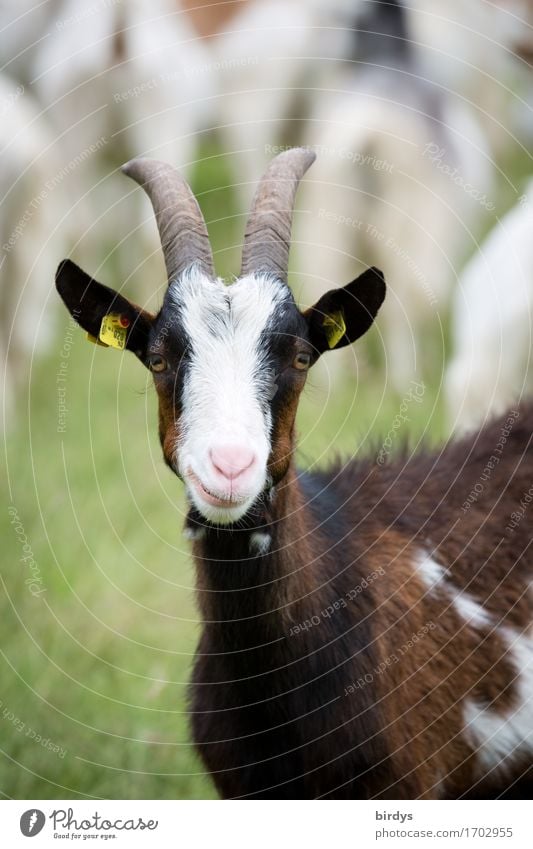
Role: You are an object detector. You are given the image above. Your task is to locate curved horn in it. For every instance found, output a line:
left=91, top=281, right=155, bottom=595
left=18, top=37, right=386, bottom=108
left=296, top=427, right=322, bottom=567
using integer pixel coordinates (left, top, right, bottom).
left=121, top=158, right=214, bottom=281
left=241, top=147, right=316, bottom=280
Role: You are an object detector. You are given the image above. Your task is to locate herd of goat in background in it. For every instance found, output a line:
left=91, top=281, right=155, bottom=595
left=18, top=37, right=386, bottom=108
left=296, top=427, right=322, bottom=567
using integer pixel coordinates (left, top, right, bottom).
left=3, top=0, right=533, bottom=432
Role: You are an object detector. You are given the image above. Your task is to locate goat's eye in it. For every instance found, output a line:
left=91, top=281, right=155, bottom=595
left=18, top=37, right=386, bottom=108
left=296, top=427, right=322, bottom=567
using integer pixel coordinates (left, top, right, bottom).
left=148, top=354, right=168, bottom=373
left=293, top=352, right=311, bottom=371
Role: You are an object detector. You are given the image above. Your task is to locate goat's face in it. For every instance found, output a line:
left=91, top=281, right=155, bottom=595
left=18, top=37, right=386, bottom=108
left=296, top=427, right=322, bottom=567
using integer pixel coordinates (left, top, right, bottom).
left=148, top=269, right=312, bottom=523
left=56, top=150, right=385, bottom=526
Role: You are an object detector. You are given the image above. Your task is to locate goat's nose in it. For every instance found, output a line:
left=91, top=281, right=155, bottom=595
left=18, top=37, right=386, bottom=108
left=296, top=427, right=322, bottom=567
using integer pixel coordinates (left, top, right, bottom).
left=210, top=443, right=256, bottom=481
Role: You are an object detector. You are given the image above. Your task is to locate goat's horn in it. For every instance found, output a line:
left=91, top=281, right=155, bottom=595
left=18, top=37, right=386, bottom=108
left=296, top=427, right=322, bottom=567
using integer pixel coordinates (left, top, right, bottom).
left=121, top=158, right=214, bottom=281
left=240, top=147, right=316, bottom=280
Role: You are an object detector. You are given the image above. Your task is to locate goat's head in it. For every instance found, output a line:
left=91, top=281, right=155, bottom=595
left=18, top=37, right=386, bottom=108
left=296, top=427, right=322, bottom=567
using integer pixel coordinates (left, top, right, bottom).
left=56, top=149, right=385, bottom=525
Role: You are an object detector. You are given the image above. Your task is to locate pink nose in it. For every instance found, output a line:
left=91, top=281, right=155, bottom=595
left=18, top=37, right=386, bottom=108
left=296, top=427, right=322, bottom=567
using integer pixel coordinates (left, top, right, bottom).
left=210, top=443, right=256, bottom=481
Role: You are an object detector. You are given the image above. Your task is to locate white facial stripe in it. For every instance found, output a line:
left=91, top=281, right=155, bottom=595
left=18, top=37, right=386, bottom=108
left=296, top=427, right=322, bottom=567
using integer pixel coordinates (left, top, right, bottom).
left=169, top=267, right=290, bottom=523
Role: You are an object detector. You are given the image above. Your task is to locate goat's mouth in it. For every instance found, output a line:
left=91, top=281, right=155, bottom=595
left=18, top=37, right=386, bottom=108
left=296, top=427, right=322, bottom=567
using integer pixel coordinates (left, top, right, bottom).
left=186, top=470, right=251, bottom=510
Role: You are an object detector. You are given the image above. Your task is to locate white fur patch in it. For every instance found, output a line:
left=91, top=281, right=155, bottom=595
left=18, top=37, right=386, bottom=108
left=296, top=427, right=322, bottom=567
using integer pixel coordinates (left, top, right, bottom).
left=416, top=552, right=533, bottom=780
left=249, top=532, right=271, bottom=555
left=183, top=525, right=205, bottom=541
left=170, top=267, right=290, bottom=524
left=464, top=628, right=533, bottom=776
left=416, top=551, right=491, bottom=630
left=454, top=593, right=493, bottom=630
left=417, top=553, right=447, bottom=590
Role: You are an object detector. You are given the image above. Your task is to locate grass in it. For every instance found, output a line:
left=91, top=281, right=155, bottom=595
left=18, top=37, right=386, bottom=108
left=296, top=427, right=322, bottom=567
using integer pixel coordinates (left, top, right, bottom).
left=0, top=308, right=446, bottom=799
left=2, top=337, right=215, bottom=798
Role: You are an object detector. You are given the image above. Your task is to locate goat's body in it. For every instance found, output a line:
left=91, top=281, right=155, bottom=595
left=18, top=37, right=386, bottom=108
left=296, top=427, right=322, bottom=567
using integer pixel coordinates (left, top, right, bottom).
left=190, top=405, right=533, bottom=799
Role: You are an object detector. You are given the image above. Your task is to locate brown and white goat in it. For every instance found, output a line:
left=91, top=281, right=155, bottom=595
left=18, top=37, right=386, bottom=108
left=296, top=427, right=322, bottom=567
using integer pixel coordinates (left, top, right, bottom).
left=56, top=148, right=533, bottom=799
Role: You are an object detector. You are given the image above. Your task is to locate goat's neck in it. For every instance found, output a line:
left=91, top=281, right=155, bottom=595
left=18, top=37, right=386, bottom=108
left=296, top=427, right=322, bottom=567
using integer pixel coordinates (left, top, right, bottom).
left=188, top=463, right=318, bottom=638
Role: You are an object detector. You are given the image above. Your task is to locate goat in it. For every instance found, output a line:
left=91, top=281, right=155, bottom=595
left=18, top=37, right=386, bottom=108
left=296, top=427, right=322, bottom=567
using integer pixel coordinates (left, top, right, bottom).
left=0, top=0, right=62, bottom=85
left=32, top=0, right=213, bottom=289
left=295, top=0, right=494, bottom=392
left=208, top=0, right=363, bottom=204
left=0, top=72, right=67, bottom=430
left=446, top=181, right=533, bottom=434
left=409, top=0, right=533, bottom=157
left=56, top=148, right=533, bottom=799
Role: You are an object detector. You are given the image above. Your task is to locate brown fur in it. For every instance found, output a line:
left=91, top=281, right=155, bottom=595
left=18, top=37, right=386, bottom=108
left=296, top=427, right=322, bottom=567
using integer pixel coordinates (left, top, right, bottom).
left=180, top=0, right=247, bottom=40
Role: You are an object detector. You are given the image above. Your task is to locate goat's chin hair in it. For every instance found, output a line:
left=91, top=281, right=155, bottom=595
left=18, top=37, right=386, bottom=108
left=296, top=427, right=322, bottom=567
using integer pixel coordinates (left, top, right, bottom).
left=188, top=492, right=257, bottom=527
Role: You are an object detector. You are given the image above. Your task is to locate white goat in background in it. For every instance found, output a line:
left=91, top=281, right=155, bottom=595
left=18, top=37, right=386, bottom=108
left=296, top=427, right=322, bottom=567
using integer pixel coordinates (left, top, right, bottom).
left=209, top=0, right=364, bottom=202
left=31, top=0, right=215, bottom=297
left=409, top=0, right=533, bottom=156
left=33, top=0, right=213, bottom=166
left=0, top=74, right=67, bottom=430
left=294, top=0, right=495, bottom=392
left=0, top=0, right=61, bottom=84
left=446, top=181, right=533, bottom=433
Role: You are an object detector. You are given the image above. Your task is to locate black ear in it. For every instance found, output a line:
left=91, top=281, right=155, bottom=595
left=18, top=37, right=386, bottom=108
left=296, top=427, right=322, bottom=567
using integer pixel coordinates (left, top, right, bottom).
left=304, top=266, right=386, bottom=357
left=55, top=259, right=154, bottom=361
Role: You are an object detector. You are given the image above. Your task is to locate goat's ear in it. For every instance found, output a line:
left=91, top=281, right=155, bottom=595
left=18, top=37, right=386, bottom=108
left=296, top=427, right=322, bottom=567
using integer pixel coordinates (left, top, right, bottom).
left=304, top=266, right=386, bottom=357
left=55, top=259, right=154, bottom=362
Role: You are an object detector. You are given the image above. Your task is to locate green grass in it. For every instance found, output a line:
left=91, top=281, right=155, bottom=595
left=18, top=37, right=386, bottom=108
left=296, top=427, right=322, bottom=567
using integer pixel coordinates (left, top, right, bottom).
left=2, top=337, right=216, bottom=798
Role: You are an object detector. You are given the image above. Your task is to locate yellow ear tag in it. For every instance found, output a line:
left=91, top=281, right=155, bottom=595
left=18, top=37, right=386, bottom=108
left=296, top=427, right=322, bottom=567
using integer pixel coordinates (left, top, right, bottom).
left=98, top=313, right=129, bottom=350
left=323, top=310, right=346, bottom=348
left=86, top=332, right=108, bottom=347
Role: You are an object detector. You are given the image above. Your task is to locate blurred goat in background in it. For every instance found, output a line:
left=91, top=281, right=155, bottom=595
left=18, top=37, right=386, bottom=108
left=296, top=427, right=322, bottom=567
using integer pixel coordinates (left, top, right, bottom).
left=0, top=72, right=68, bottom=429
left=2, top=0, right=533, bottom=433
left=446, top=183, right=533, bottom=433
left=31, top=0, right=215, bottom=289
left=295, top=0, right=495, bottom=392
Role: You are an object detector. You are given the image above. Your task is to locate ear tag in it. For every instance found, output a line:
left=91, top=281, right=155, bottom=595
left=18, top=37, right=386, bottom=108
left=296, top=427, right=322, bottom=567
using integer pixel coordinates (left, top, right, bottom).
left=98, top=313, right=130, bottom=350
left=86, top=332, right=108, bottom=347
left=323, top=310, right=346, bottom=348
